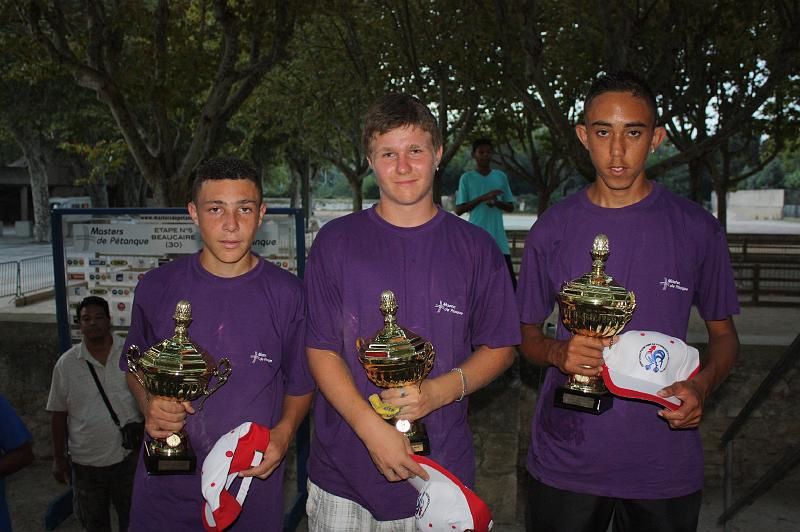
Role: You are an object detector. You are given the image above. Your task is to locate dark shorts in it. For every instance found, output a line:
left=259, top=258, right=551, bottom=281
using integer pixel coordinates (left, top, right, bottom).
left=525, top=473, right=702, bottom=532
left=72, top=452, right=137, bottom=532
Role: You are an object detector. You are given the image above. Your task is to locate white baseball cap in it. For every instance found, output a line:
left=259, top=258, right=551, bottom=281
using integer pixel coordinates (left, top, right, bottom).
left=601, top=330, right=700, bottom=410
left=201, top=422, right=270, bottom=531
left=407, top=455, right=493, bottom=532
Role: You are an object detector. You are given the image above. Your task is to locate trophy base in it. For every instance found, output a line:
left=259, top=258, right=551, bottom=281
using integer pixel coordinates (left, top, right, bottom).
left=144, top=439, right=196, bottom=475
left=393, top=419, right=430, bottom=456
left=554, top=386, right=613, bottom=415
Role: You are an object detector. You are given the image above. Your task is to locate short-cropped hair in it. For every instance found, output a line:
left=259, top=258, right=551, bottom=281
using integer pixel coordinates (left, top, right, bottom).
left=362, top=93, right=442, bottom=156
left=191, top=157, right=262, bottom=204
left=584, top=72, right=659, bottom=125
left=471, top=138, right=493, bottom=154
left=76, top=296, right=109, bottom=323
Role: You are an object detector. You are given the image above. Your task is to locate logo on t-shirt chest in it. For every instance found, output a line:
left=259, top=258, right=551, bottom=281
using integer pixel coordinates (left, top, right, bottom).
left=434, top=300, right=464, bottom=316
left=659, top=277, right=689, bottom=292
left=250, top=351, right=273, bottom=364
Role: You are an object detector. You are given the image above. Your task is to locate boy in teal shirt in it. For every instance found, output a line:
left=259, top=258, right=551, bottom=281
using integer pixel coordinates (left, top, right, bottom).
left=455, top=138, right=516, bottom=287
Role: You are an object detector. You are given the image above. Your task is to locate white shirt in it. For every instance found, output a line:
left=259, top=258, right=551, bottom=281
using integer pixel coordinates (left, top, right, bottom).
left=46, top=334, right=142, bottom=466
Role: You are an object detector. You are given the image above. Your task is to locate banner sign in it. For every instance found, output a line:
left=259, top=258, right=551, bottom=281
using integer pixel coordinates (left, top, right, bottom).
left=72, top=219, right=285, bottom=256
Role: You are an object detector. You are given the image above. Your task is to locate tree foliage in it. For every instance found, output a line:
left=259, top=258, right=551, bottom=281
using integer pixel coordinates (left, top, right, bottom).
left=2, top=0, right=799, bottom=219
left=24, top=0, right=299, bottom=206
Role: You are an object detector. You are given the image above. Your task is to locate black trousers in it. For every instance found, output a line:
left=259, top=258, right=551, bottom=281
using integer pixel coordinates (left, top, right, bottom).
left=72, top=452, right=137, bottom=532
left=525, top=473, right=702, bottom=532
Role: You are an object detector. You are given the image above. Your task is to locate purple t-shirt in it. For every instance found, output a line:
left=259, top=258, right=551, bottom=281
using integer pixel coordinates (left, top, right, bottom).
left=516, top=183, right=739, bottom=499
left=121, top=252, right=313, bottom=531
left=305, top=207, right=520, bottom=520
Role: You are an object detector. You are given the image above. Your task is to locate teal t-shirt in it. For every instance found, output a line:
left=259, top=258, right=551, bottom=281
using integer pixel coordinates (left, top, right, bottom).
left=456, top=169, right=514, bottom=254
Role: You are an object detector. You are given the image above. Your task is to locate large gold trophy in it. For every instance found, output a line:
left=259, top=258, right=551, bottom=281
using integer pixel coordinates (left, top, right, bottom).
left=126, top=300, right=232, bottom=474
left=555, top=234, right=636, bottom=414
left=357, top=290, right=435, bottom=455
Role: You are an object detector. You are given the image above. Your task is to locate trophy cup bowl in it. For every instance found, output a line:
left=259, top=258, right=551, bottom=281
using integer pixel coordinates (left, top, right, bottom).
left=555, top=234, right=636, bottom=415
left=126, top=300, right=232, bottom=474
left=357, top=290, right=435, bottom=455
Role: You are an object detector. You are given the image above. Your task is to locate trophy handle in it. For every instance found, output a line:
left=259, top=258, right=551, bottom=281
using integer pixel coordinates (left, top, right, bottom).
left=125, top=345, right=147, bottom=389
left=197, top=357, right=232, bottom=410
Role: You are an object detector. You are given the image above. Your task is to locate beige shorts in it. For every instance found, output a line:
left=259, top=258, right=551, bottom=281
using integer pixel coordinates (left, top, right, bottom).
left=306, top=479, right=415, bottom=532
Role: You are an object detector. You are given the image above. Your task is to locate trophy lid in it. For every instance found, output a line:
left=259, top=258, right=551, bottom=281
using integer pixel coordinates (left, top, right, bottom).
left=136, top=300, right=216, bottom=377
left=558, top=235, right=636, bottom=335
left=357, top=290, right=430, bottom=360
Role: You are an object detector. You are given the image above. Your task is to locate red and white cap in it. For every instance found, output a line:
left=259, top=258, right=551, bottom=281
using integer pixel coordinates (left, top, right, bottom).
left=601, top=330, right=700, bottom=410
left=201, top=422, right=270, bottom=531
left=407, top=455, right=493, bottom=532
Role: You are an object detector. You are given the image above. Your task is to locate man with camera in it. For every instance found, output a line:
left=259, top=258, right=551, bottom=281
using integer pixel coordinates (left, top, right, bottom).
left=47, top=296, right=143, bottom=531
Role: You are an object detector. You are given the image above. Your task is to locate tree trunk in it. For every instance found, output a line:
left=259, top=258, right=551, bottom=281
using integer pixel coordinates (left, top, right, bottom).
left=26, top=150, right=51, bottom=242
left=288, top=171, right=300, bottom=209
left=349, top=177, right=363, bottom=212
left=433, top=170, right=443, bottom=206
left=88, top=175, right=110, bottom=208
left=151, top=176, right=169, bottom=207
left=301, top=165, right=312, bottom=229
left=688, top=158, right=704, bottom=205
left=7, top=124, right=52, bottom=242
left=715, top=185, right=728, bottom=232
left=537, top=189, right=550, bottom=216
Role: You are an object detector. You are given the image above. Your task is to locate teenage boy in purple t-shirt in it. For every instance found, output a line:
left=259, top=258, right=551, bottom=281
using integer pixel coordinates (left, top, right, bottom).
left=517, top=72, right=740, bottom=531
left=304, top=93, right=520, bottom=530
left=123, top=157, right=314, bottom=531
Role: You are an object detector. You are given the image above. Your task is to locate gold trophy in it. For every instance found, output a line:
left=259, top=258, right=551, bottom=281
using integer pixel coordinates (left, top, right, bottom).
left=555, top=234, right=636, bottom=414
left=357, top=290, right=435, bottom=455
left=126, top=300, right=232, bottom=474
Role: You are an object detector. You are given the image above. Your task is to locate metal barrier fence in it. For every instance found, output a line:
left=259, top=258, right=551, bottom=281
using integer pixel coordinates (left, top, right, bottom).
left=0, top=260, right=19, bottom=297
left=734, top=263, right=800, bottom=305
left=508, top=230, right=800, bottom=305
left=19, top=255, right=54, bottom=296
left=0, top=255, right=54, bottom=298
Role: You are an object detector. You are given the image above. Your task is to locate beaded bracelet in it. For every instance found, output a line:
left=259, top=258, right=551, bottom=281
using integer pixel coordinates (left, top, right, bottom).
left=450, top=367, right=467, bottom=402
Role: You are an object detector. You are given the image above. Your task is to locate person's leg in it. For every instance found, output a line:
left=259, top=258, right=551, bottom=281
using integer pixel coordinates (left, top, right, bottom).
left=612, top=490, right=702, bottom=532
left=525, top=474, right=614, bottom=532
left=306, top=480, right=414, bottom=532
left=109, top=453, right=137, bottom=531
left=71, top=462, right=111, bottom=532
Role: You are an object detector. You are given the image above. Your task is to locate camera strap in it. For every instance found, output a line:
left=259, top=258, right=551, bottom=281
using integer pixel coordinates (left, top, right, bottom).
left=86, top=361, right=121, bottom=428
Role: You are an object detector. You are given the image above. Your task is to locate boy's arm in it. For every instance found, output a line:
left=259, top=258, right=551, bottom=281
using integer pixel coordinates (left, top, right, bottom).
left=520, top=322, right=607, bottom=376
left=50, top=411, right=70, bottom=484
left=658, top=317, right=739, bottom=429
left=490, top=198, right=514, bottom=213
left=456, top=190, right=503, bottom=215
left=306, top=347, right=427, bottom=482
left=380, top=344, right=515, bottom=419
left=240, top=391, right=313, bottom=479
left=126, top=372, right=193, bottom=439
left=0, top=441, right=33, bottom=478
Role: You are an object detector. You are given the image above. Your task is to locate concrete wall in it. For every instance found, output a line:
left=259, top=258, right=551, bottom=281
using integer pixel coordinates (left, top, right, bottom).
left=0, top=319, right=60, bottom=458
left=712, top=189, right=785, bottom=221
